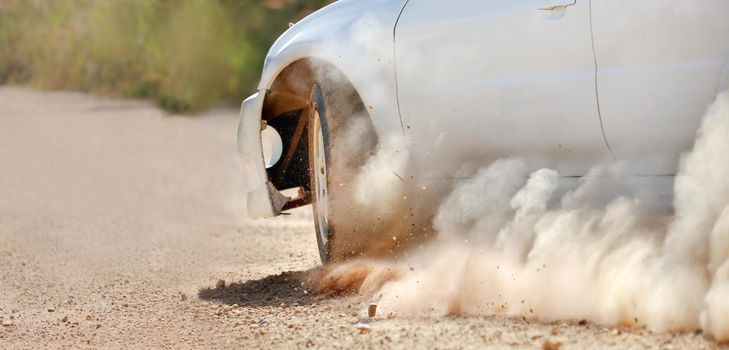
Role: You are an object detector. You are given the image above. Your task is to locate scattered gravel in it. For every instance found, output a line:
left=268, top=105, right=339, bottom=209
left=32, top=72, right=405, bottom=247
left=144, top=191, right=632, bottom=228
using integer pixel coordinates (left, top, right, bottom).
left=0, top=87, right=721, bottom=349
left=216, top=279, right=226, bottom=289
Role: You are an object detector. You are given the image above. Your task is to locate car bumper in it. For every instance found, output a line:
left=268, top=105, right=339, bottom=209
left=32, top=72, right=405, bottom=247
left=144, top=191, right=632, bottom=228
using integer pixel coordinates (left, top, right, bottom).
left=237, top=92, right=289, bottom=218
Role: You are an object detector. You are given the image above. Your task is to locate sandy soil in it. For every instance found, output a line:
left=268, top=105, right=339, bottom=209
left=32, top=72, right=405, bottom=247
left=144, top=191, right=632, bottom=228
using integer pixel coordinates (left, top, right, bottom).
left=0, top=87, right=723, bottom=349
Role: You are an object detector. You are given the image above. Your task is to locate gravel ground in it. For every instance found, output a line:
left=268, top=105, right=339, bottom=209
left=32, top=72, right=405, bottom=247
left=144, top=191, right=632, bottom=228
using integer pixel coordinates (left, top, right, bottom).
left=0, top=86, right=724, bottom=349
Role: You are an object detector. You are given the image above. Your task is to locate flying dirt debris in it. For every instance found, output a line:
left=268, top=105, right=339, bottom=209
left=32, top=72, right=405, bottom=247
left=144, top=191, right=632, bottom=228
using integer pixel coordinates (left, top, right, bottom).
left=1, top=87, right=725, bottom=349
left=312, top=91, right=729, bottom=342
left=233, top=0, right=729, bottom=346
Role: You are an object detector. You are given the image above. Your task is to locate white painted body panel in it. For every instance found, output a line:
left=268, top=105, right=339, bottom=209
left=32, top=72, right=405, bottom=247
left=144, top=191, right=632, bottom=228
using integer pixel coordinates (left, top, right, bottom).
left=395, top=0, right=612, bottom=177
left=592, top=0, right=729, bottom=175
left=721, top=59, right=729, bottom=91
left=238, top=0, right=729, bottom=217
left=237, top=93, right=280, bottom=218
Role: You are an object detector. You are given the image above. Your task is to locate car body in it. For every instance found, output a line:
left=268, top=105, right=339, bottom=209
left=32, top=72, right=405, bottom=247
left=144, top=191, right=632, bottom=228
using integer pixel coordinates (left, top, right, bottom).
left=238, top=0, right=729, bottom=220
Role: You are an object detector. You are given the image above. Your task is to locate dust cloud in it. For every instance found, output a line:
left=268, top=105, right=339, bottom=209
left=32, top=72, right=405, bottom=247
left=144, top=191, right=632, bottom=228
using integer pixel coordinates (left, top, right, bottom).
left=314, top=92, right=729, bottom=342
left=352, top=134, right=409, bottom=217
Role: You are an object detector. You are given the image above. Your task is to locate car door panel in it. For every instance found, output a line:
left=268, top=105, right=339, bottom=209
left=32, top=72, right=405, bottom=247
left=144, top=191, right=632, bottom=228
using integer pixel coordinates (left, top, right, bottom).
left=395, top=0, right=611, bottom=178
left=592, top=0, right=729, bottom=175
left=719, top=57, right=729, bottom=93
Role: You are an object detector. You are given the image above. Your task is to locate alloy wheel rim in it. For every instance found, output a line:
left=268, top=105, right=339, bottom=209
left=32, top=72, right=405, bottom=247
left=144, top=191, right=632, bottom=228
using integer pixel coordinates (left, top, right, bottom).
left=312, top=109, right=330, bottom=246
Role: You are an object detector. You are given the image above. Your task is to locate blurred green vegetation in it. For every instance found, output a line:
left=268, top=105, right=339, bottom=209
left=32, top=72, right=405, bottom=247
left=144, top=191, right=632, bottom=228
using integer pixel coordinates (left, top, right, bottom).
left=0, top=0, right=331, bottom=112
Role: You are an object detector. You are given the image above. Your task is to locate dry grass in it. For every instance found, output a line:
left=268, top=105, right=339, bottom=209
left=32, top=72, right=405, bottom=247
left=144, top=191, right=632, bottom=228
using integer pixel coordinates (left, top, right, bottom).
left=0, top=0, right=329, bottom=112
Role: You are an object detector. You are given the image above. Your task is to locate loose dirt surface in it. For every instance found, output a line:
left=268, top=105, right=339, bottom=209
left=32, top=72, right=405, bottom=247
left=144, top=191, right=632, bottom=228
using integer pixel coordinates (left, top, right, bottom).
left=0, top=87, right=722, bottom=349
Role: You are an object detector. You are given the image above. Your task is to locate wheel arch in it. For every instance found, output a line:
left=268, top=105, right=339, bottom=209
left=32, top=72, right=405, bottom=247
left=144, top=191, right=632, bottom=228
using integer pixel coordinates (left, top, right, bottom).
left=261, top=57, right=373, bottom=209
left=253, top=0, right=407, bottom=211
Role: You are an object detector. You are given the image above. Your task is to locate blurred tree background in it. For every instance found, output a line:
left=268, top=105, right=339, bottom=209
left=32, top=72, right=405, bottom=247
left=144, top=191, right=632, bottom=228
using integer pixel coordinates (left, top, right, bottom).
left=0, top=0, right=331, bottom=112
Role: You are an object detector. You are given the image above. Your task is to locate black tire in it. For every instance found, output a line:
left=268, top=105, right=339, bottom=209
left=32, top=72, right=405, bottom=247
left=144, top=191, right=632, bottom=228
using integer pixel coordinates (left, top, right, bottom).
left=308, top=84, right=333, bottom=262
left=307, top=82, right=377, bottom=263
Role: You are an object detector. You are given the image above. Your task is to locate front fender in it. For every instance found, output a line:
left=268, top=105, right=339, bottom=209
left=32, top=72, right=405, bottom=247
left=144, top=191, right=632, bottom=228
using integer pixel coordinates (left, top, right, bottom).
left=239, top=0, right=409, bottom=219
left=259, top=0, right=408, bottom=137
left=237, top=93, right=289, bottom=218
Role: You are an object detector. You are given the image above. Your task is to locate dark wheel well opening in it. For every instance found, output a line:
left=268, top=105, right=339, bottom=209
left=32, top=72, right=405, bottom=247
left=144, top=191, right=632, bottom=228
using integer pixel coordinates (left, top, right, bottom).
left=261, top=58, right=373, bottom=210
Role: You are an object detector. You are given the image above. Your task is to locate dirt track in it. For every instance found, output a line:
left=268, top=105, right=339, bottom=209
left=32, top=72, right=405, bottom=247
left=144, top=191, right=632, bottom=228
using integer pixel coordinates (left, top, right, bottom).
left=0, top=87, right=722, bottom=349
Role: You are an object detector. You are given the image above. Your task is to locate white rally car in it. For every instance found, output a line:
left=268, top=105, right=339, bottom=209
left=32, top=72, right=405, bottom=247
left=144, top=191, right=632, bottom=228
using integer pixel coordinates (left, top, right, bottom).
left=238, top=0, right=729, bottom=262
